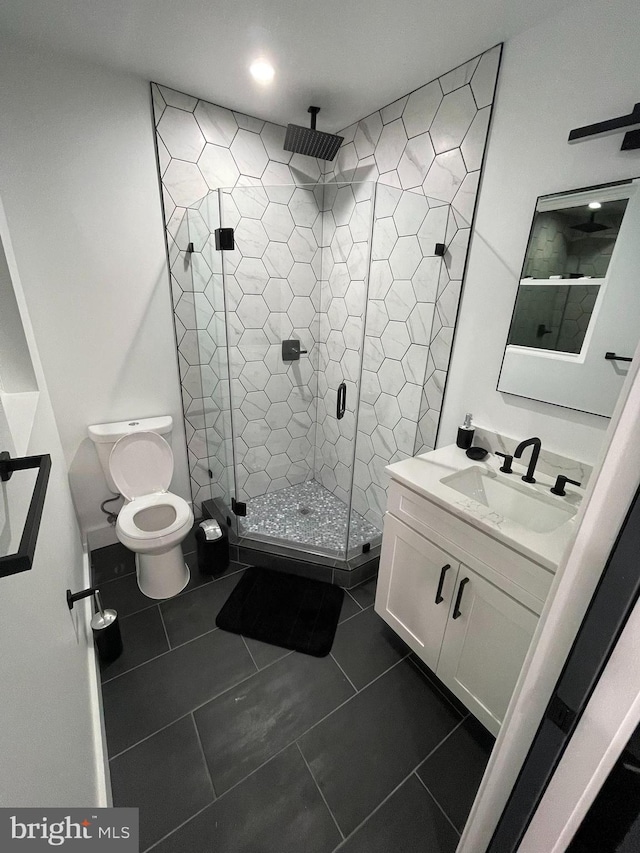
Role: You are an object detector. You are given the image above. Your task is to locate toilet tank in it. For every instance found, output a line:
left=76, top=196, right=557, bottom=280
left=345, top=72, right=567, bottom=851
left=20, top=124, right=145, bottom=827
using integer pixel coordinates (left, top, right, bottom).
left=88, top=416, right=173, bottom=493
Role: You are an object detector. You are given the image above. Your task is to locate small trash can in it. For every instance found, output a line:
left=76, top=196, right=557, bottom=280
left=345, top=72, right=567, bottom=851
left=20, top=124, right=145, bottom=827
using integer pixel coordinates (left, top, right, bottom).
left=195, top=519, right=230, bottom=575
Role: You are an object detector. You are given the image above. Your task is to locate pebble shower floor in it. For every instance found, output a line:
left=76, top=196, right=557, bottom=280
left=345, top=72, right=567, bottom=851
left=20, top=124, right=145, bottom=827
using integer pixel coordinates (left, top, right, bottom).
left=238, top=480, right=381, bottom=555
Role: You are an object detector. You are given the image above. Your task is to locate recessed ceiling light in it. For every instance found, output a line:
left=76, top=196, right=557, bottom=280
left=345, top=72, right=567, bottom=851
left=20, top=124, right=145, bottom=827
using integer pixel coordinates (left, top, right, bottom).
left=250, top=59, right=275, bottom=84
left=588, top=201, right=602, bottom=209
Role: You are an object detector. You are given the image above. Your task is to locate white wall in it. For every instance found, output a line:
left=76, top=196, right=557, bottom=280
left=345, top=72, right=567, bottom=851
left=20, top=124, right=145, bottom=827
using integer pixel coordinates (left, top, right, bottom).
left=0, top=37, right=189, bottom=541
left=440, top=0, right=640, bottom=464
left=0, top=200, right=106, bottom=806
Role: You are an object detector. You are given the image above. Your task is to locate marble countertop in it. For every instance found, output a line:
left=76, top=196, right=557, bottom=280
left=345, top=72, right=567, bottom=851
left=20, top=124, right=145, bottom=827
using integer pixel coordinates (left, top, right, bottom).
left=386, top=444, right=584, bottom=571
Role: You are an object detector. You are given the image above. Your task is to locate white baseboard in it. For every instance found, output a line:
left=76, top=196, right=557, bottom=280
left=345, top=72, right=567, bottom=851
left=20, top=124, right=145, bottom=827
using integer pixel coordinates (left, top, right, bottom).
left=82, top=546, right=112, bottom=806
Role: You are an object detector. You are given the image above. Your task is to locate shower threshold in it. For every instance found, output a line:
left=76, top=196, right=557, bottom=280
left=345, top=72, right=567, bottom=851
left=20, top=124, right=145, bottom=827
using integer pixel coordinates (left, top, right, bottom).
left=238, top=480, right=381, bottom=559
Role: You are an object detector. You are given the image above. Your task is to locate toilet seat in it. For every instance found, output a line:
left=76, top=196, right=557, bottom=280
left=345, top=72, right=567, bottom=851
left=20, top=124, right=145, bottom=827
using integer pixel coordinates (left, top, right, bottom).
left=109, top=431, right=173, bottom=500
left=117, top=492, right=192, bottom=541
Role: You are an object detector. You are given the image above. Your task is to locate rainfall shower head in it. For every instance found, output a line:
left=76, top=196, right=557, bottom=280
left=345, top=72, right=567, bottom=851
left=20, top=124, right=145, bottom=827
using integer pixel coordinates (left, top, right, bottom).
left=570, top=211, right=609, bottom=233
left=284, top=106, right=343, bottom=161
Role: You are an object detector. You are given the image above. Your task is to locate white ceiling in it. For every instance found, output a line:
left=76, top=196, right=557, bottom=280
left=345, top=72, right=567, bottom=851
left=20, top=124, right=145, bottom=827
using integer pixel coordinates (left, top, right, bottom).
left=0, top=0, right=579, bottom=132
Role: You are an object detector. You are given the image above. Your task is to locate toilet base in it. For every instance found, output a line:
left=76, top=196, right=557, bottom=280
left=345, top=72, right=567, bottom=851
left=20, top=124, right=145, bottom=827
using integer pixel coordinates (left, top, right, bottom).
left=136, top=546, right=190, bottom=600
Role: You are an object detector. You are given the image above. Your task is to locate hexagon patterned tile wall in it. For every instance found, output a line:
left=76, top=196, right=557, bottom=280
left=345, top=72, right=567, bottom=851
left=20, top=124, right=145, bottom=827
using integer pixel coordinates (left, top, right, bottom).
left=151, top=43, right=501, bottom=534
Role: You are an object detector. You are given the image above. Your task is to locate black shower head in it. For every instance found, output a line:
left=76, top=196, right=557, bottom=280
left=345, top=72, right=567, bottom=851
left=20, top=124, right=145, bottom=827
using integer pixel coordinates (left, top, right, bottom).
left=284, top=106, right=343, bottom=161
left=570, top=211, right=609, bottom=233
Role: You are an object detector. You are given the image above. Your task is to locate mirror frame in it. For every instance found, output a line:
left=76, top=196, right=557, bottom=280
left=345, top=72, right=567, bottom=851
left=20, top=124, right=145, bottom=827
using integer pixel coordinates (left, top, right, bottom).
left=497, top=177, right=638, bottom=416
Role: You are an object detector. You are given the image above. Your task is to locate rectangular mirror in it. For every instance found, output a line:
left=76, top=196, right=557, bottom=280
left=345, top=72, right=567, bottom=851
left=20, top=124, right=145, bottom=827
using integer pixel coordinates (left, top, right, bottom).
left=498, top=178, right=640, bottom=417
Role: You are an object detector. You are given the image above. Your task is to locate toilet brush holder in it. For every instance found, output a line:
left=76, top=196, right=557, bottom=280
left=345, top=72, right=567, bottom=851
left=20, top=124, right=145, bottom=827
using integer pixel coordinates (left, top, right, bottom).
left=67, top=586, right=123, bottom=665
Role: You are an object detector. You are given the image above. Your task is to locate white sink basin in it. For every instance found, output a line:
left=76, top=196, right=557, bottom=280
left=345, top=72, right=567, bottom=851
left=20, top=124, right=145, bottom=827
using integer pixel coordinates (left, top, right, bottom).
left=440, top=466, right=577, bottom=533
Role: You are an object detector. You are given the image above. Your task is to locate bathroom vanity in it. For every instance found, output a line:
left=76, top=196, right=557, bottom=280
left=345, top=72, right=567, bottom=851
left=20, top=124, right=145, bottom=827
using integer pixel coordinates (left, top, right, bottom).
left=375, top=443, right=583, bottom=735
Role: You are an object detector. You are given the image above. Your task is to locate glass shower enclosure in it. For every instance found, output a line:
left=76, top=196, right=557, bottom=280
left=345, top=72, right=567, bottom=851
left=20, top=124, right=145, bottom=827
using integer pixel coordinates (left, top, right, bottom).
left=178, top=178, right=448, bottom=568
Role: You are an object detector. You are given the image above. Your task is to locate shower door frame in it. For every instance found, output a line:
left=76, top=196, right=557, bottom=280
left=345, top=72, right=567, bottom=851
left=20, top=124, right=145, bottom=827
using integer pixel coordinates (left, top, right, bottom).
left=214, top=180, right=380, bottom=567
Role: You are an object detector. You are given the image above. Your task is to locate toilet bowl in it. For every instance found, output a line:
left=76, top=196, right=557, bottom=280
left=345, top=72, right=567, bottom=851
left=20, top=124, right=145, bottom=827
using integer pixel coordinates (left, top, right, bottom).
left=109, top=430, right=193, bottom=599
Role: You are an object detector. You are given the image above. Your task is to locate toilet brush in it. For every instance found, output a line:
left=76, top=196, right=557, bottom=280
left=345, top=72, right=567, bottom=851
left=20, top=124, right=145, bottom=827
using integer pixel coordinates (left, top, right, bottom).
left=67, top=586, right=123, bottom=664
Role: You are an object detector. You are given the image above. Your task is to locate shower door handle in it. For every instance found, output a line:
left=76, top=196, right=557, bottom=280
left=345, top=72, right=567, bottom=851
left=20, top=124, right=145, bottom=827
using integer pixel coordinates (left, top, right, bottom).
left=336, top=382, right=346, bottom=420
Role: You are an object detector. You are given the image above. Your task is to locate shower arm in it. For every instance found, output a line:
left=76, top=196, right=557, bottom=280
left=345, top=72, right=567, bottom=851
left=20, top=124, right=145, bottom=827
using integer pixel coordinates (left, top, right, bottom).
left=308, top=106, right=320, bottom=130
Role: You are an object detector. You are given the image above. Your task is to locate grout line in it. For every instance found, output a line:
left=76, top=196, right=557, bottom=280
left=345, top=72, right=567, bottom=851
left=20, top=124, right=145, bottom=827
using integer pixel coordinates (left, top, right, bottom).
left=102, top=570, right=250, bottom=685
left=329, top=653, right=358, bottom=694
left=144, top=737, right=315, bottom=853
left=407, top=655, right=468, bottom=718
left=417, top=715, right=468, bottom=768
left=296, top=742, right=345, bottom=841
left=190, top=712, right=217, bottom=800
left=414, top=772, right=461, bottom=837
left=329, top=717, right=467, bottom=853
left=338, top=606, right=369, bottom=627
left=142, top=800, right=213, bottom=853
left=109, top=712, right=194, bottom=763
left=328, top=774, right=412, bottom=852
left=283, top=656, right=409, bottom=745
left=107, top=637, right=445, bottom=797
left=157, top=606, right=172, bottom=651
left=343, top=588, right=364, bottom=611
left=241, top=636, right=260, bottom=672
left=111, top=653, right=411, bottom=793
left=333, top=650, right=413, bottom=698
left=101, top=625, right=219, bottom=685
left=108, top=639, right=310, bottom=761
left=113, top=651, right=467, bottom=850
left=102, top=646, right=173, bottom=686
left=144, top=732, right=322, bottom=853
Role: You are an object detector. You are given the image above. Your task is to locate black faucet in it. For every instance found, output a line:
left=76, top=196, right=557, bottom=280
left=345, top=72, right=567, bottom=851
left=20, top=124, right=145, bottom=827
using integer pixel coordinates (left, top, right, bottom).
left=514, top=436, right=542, bottom=483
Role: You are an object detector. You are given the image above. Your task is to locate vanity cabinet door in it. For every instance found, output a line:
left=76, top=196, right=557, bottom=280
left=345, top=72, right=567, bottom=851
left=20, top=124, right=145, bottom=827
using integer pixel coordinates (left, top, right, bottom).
left=375, top=514, right=459, bottom=671
left=436, top=566, right=538, bottom=736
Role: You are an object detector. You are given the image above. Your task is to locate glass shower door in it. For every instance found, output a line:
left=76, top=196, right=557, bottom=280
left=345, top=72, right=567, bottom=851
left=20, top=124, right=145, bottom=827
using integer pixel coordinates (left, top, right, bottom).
left=349, top=185, right=451, bottom=551
left=315, top=181, right=380, bottom=558
left=182, top=191, right=236, bottom=528
left=219, top=181, right=376, bottom=559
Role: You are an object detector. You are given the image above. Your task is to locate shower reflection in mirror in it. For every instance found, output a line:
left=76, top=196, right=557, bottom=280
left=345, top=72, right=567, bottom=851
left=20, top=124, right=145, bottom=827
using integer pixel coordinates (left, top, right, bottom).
left=498, top=178, right=640, bottom=417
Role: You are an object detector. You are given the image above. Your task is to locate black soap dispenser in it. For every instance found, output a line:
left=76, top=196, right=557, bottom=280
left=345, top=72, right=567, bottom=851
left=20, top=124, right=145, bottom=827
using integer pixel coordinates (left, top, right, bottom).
left=456, top=413, right=475, bottom=450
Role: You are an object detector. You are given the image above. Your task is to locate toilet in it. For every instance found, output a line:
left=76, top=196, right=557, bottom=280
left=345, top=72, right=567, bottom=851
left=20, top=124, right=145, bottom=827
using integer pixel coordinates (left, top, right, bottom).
left=88, top=416, right=193, bottom=599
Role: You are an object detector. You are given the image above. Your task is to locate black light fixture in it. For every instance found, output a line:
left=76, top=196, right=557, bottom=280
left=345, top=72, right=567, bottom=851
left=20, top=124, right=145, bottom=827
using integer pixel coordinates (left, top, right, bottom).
left=568, top=102, right=640, bottom=151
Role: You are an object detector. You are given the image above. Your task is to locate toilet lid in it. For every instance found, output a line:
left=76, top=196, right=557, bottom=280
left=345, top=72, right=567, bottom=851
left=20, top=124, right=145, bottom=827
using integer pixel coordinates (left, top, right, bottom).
left=109, top=431, right=173, bottom=500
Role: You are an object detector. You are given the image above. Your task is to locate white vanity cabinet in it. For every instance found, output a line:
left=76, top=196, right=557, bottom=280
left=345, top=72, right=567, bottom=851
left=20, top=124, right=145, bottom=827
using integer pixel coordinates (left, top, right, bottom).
left=376, top=479, right=549, bottom=735
left=377, top=514, right=459, bottom=672
left=436, top=565, right=539, bottom=731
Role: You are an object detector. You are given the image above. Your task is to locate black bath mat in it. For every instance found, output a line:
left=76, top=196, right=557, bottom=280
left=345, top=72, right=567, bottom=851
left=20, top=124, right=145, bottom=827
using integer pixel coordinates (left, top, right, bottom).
left=216, top=567, right=344, bottom=658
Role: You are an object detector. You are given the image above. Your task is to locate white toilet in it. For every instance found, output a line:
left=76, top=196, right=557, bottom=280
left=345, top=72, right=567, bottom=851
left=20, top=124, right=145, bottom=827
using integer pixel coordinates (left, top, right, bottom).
left=88, top=416, right=193, bottom=599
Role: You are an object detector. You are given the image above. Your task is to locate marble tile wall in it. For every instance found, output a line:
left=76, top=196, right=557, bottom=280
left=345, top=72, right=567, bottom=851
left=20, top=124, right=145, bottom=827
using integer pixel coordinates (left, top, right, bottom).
left=322, top=46, right=502, bottom=532
left=314, top=182, right=373, bottom=503
left=151, top=84, right=323, bottom=509
left=219, top=184, right=323, bottom=500
left=350, top=186, right=450, bottom=532
left=152, top=43, right=501, bottom=521
left=171, top=193, right=232, bottom=510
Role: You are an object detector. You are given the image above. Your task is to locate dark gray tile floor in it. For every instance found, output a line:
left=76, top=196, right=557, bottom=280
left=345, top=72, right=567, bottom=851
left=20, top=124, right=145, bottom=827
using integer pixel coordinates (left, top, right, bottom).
left=93, top=534, right=494, bottom=853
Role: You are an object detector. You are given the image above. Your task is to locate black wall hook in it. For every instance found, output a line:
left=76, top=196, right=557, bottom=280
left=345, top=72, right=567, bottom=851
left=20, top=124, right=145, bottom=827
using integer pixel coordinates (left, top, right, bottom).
left=67, top=586, right=97, bottom=609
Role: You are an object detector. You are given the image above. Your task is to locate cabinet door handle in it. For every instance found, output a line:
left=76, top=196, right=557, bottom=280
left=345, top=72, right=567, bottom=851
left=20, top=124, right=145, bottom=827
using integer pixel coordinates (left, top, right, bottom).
left=452, top=577, right=470, bottom=619
left=435, top=564, right=451, bottom=604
